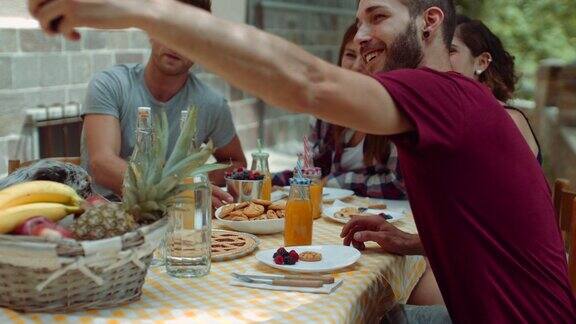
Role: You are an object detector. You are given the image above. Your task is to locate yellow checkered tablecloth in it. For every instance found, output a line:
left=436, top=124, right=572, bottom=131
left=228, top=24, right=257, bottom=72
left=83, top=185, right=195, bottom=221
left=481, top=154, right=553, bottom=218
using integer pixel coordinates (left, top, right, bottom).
left=0, top=215, right=425, bottom=323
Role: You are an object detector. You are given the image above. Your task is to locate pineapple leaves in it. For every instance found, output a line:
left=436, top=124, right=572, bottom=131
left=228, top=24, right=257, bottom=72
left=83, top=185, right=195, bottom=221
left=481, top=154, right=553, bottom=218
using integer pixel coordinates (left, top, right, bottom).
left=149, top=108, right=170, bottom=185
left=165, top=105, right=198, bottom=172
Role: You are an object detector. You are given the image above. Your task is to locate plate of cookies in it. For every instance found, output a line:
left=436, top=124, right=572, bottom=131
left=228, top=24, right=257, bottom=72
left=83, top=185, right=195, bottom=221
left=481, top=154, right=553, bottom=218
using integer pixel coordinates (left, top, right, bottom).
left=255, top=245, right=361, bottom=273
left=215, top=199, right=286, bottom=235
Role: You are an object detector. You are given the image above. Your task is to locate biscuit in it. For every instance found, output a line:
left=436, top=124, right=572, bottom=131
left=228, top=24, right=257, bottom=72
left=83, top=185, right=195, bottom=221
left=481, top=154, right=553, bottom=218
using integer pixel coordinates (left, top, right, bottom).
left=234, top=202, right=250, bottom=210
left=299, top=251, right=322, bottom=262
left=219, top=204, right=236, bottom=218
left=275, top=210, right=285, bottom=218
left=266, top=210, right=278, bottom=219
left=252, top=199, right=272, bottom=206
left=268, top=201, right=286, bottom=210
left=228, top=210, right=244, bottom=218
left=253, top=214, right=268, bottom=221
left=243, top=203, right=265, bottom=218
left=229, top=215, right=249, bottom=221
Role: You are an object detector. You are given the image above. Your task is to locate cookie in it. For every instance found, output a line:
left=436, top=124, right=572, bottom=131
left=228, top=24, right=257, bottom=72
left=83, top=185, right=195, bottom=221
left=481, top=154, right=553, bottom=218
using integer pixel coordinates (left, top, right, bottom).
left=299, top=251, right=322, bottom=262
left=227, top=210, right=245, bottom=218
left=234, top=202, right=250, bottom=210
left=253, top=214, right=268, bottom=221
left=252, top=199, right=272, bottom=206
left=243, top=203, right=265, bottom=218
left=269, top=201, right=286, bottom=210
left=229, top=215, right=249, bottom=221
left=275, top=210, right=285, bottom=218
left=219, top=204, right=236, bottom=218
left=266, top=210, right=278, bottom=219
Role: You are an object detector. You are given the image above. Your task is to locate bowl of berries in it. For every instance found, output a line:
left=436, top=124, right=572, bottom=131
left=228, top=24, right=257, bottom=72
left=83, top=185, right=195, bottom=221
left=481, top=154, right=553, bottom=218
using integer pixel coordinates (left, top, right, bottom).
left=225, top=168, right=265, bottom=203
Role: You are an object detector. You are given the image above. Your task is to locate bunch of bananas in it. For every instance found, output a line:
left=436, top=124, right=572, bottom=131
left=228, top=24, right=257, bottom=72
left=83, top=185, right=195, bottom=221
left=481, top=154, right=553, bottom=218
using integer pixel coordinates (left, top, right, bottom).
left=0, top=181, right=84, bottom=234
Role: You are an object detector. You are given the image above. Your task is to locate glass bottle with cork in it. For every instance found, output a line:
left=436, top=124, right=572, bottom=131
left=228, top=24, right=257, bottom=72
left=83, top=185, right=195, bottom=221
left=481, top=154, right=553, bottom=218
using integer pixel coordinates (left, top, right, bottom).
left=130, top=107, right=167, bottom=267
left=130, top=107, right=153, bottom=165
left=284, top=176, right=314, bottom=247
left=250, top=140, right=272, bottom=201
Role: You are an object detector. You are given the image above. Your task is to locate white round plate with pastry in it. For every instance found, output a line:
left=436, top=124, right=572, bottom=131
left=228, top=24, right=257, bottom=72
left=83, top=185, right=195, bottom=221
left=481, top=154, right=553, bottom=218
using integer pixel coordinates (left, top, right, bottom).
left=256, top=245, right=361, bottom=273
left=323, top=206, right=405, bottom=224
left=215, top=200, right=285, bottom=235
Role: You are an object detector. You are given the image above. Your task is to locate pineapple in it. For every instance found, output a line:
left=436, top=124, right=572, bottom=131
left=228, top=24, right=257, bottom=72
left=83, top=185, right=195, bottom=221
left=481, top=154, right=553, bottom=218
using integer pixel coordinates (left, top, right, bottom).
left=72, top=106, right=226, bottom=240
left=72, top=203, right=137, bottom=240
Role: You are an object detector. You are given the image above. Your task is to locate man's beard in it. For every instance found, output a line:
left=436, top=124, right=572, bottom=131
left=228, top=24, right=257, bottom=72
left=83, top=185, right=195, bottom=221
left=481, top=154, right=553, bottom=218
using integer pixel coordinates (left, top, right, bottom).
left=381, top=22, right=424, bottom=72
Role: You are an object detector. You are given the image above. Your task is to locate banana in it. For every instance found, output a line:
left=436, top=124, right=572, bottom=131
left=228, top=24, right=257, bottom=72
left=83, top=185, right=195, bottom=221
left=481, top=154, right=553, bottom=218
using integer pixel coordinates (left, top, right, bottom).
left=0, top=181, right=83, bottom=210
left=0, top=202, right=82, bottom=234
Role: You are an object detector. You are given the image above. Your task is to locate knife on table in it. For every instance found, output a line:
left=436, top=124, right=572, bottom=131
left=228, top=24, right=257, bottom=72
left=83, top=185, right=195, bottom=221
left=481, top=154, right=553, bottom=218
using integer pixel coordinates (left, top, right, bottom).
left=232, top=273, right=324, bottom=288
left=234, top=273, right=335, bottom=284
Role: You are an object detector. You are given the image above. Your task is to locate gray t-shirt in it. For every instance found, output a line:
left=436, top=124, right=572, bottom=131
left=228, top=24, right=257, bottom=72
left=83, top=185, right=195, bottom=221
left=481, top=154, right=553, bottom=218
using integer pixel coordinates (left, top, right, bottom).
left=81, top=63, right=236, bottom=195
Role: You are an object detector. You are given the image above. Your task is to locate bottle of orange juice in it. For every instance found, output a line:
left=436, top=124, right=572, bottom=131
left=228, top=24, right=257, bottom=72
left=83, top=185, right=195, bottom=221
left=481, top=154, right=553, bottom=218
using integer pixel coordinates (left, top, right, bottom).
left=251, top=152, right=272, bottom=200
left=302, top=167, right=323, bottom=219
left=284, top=178, right=313, bottom=246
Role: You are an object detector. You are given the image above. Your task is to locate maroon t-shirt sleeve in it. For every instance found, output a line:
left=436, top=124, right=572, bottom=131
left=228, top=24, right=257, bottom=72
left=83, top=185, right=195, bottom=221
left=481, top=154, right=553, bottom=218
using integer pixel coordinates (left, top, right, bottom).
left=372, top=68, right=466, bottom=150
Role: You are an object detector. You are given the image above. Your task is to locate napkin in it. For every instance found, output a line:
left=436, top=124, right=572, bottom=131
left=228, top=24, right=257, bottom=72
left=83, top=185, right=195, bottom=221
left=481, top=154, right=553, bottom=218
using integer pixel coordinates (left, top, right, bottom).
left=230, top=275, right=344, bottom=294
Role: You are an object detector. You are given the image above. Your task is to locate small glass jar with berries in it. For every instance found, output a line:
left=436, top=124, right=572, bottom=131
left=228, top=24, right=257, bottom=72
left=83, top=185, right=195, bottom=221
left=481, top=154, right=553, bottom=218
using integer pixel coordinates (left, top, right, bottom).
left=224, top=167, right=265, bottom=203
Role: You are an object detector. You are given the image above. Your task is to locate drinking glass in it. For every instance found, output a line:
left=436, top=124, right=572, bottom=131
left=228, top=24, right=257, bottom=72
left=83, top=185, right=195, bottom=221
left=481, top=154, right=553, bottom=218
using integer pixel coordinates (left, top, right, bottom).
left=165, top=174, right=212, bottom=278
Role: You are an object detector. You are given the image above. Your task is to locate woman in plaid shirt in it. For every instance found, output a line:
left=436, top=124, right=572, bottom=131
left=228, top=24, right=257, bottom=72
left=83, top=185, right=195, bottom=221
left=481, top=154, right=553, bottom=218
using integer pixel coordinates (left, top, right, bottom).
left=274, top=23, right=406, bottom=200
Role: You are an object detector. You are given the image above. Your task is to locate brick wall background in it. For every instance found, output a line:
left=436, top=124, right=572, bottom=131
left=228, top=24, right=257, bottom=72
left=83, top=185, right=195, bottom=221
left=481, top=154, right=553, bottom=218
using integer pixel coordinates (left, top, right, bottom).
left=0, top=0, right=357, bottom=173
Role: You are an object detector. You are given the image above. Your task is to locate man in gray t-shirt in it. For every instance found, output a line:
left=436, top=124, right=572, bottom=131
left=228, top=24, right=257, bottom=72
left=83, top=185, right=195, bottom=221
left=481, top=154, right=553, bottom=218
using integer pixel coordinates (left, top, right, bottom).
left=81, top=0, right=246, bottom=202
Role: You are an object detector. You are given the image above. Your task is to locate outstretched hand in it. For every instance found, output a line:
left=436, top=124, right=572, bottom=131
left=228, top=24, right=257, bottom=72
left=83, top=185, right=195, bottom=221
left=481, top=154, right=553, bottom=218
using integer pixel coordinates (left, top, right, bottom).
left=28, top=0, right=150, bottom=40
left=340, top=215, right=424, bottom=255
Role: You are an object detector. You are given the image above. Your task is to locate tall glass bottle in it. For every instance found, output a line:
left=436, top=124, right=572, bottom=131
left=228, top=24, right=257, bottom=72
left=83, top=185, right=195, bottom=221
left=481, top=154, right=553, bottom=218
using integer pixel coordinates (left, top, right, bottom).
left=130, top=107, right=152, bottom=164
left=251, top=152, right=272, bottom=200
left=165, top=110, right=212, bottom=278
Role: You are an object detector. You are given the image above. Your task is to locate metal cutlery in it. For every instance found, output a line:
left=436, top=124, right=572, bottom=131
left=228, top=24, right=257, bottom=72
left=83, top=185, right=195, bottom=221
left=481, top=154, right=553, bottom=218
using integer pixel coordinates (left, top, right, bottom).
left=232, top=273, right=325, bottom=288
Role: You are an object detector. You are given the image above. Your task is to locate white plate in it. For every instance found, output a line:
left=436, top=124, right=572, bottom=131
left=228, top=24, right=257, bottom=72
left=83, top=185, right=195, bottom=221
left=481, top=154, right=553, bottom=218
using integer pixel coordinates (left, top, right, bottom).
left=214, top=205, right=284, bottom=235
left=323, top=205, right=405, bottom=224
left=272, top=187, right=355, bottom=202
left=255, top=245, right=361, bottom=273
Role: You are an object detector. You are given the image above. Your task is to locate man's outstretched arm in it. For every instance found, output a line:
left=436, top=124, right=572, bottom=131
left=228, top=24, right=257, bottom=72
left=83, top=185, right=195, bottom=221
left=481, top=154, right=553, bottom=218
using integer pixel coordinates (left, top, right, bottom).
left=30, top=0, right=413, bottom=136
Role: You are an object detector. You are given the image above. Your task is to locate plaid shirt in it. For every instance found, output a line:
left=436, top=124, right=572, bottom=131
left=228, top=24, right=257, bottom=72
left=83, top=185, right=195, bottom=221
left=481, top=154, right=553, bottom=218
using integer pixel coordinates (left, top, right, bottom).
left=273, top=120, right=406, bottom=200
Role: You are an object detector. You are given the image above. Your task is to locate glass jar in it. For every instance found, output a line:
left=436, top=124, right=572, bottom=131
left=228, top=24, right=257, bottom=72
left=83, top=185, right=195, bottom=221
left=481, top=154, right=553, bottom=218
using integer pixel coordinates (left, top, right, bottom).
left=284, top=178, right=313, bottom=246
left=251, top=152, right=272, bottom=200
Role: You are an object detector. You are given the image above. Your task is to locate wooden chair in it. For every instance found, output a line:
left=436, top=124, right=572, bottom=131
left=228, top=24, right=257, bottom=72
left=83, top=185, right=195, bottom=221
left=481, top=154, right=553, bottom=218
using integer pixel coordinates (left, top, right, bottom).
left=8, top=157, right=82, bottom=174
left=553, top=179, right=576, bottom=293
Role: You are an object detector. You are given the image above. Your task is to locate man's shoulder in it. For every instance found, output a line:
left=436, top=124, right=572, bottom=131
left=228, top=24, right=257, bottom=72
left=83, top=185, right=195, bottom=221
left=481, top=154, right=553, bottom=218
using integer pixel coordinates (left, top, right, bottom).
left=91, top=63, right=142, bottom=87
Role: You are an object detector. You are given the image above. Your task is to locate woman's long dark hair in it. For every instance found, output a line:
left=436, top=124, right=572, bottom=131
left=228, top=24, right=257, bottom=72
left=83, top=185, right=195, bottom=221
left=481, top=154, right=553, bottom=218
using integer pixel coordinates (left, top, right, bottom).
left=456, top=15, right=519, bottom=102
left=330, top=22, right=391, bottom=167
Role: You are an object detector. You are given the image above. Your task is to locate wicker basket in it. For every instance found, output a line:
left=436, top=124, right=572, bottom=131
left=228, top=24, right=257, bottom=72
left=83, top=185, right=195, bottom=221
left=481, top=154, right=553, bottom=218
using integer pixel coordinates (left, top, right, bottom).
left=0, top=218, right=167, bottom=313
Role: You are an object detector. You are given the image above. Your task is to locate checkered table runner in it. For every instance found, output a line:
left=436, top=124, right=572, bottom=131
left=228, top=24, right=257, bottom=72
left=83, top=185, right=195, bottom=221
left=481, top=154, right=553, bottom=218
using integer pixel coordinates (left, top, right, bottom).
left=1, top=215, right=425, bottom=323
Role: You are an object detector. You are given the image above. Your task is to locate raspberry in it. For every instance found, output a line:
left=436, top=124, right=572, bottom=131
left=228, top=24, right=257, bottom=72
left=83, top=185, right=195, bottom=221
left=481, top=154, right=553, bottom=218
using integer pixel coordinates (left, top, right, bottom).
left=289, top=250, right=299, bottom=262
left=276, top=247, right=288, bottom=256
left=284, top=256, right=296, bottom=265
left=274, top=255, right=284, bottom=265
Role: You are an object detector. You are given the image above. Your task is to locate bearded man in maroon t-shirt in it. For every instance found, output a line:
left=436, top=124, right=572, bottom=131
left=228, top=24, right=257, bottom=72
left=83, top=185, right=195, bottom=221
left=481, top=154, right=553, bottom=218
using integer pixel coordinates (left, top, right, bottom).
left=30, top=0, right=576, bottom=322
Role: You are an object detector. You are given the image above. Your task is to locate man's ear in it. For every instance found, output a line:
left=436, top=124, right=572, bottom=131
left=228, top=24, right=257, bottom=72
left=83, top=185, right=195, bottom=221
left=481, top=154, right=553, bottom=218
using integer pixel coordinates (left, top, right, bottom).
left=421, top=6, right=445, bottom=42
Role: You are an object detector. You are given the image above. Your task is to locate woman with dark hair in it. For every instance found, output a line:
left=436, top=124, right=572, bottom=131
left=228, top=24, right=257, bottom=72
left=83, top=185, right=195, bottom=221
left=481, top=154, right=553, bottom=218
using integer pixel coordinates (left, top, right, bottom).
left=450, top=14, right=542, bottom=164
left=274, top=23, right=406, bottom=200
